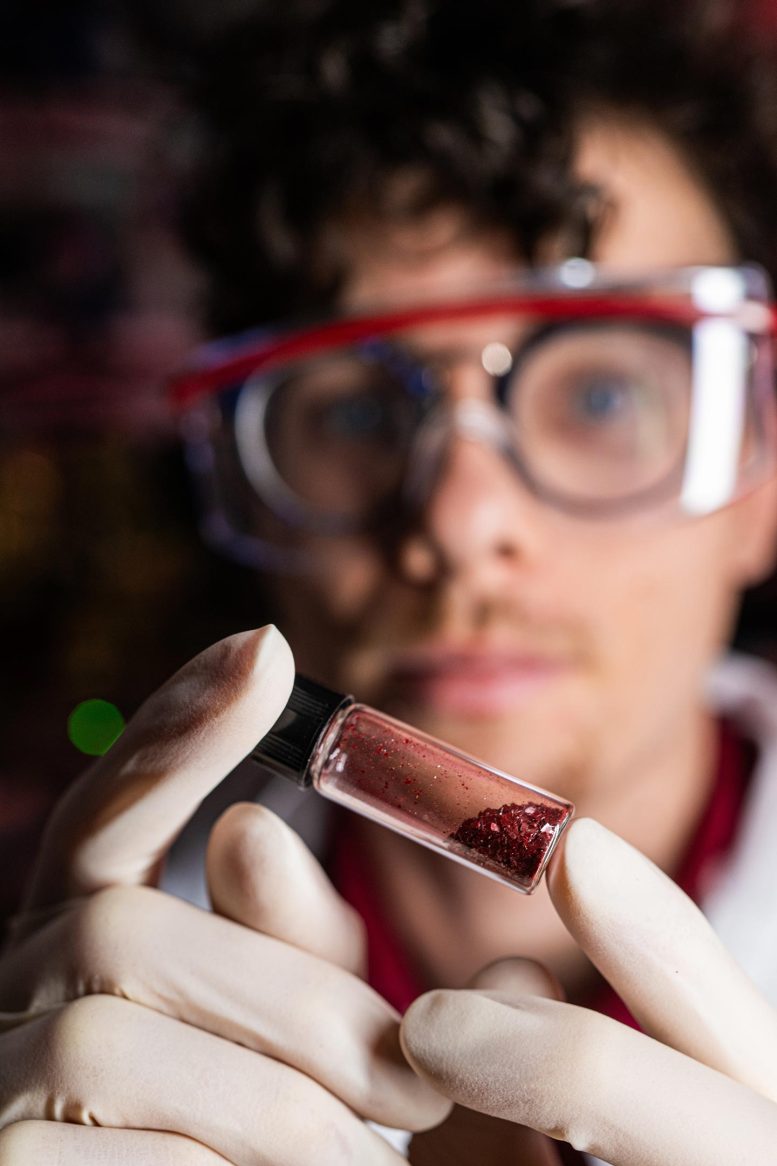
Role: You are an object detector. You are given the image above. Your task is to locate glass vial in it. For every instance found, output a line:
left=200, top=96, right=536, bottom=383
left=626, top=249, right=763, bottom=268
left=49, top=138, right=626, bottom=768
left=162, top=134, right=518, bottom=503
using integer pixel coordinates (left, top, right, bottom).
left=251, top=675, right=574, bottom=894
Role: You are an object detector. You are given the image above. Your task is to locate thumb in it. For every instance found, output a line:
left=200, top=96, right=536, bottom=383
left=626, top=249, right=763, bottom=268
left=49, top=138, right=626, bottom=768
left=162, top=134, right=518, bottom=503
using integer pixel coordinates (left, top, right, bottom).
left=404, top=959, right=564, bottom=1166
left=21, top=625, right=294, bottom=916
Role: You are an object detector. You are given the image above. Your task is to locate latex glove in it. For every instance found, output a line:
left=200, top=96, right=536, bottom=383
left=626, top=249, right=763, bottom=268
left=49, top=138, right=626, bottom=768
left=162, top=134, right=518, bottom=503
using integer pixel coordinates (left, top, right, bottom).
left=0, top=626, right=449, bottom=1164
left=401, top=817, right=777, bottom=1166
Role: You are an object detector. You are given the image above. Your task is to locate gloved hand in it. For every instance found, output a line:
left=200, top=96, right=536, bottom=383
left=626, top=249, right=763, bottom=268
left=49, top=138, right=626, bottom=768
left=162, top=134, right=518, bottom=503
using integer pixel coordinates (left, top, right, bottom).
left=0, top=625, right=449, bottom=1164
left=401, top=817, right=777, bottom=1165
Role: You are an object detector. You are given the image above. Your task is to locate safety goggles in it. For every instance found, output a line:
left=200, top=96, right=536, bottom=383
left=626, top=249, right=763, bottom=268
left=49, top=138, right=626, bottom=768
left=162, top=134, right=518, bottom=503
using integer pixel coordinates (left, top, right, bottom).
left=171, top=262, right=777, bottom=569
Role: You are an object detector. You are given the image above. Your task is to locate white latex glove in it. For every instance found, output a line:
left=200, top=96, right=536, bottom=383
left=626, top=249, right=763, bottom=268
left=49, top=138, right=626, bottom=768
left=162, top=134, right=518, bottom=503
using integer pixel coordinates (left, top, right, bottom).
left=401, top=817, right=777, bottom=1166
left=0, top=626, right=449, bottom=1164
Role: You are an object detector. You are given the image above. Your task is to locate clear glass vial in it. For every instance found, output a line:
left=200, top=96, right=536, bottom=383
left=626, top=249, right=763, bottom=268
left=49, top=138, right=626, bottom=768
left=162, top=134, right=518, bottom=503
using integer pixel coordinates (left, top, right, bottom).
left=251, top=674, right=574, bottom=894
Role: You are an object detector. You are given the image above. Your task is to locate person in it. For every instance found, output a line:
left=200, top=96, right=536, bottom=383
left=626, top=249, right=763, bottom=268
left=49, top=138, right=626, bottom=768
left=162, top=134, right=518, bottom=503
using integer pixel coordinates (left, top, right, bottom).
left=3, top=0, right=777, bottom=1162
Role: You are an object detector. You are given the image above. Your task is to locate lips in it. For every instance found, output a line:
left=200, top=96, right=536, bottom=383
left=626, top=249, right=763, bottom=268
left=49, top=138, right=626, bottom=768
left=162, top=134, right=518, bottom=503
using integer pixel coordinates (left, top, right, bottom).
left=385, top=649, right=570, bottom=717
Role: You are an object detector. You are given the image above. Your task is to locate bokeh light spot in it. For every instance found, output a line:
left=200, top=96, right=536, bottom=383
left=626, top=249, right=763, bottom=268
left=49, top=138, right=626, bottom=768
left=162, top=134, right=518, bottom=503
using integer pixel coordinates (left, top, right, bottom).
left=481, top=341, right=513, bottom=377
left=67, top=699, right=125, bottom=756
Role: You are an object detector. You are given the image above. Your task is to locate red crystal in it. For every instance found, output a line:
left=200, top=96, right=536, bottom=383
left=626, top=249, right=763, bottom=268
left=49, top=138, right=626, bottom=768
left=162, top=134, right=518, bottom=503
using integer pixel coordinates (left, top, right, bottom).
left=449, top=801, right=567, bottom=882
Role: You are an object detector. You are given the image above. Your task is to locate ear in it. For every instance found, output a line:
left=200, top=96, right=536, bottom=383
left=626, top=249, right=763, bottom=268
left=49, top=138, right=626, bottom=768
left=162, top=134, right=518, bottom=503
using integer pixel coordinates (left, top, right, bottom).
left=727, top=472, right=777, bottom=587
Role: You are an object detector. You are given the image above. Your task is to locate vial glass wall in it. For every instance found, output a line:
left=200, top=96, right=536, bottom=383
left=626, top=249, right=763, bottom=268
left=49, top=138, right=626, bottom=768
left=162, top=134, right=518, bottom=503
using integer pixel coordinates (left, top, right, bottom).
left=310, top=702, right=573, bottom=893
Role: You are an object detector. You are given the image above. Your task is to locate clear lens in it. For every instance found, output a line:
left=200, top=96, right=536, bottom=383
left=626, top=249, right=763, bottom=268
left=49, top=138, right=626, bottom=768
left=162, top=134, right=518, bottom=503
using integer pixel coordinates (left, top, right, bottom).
left=510, top=322, right=692, bottom=506
left=237, top=349, right=423, bottom=521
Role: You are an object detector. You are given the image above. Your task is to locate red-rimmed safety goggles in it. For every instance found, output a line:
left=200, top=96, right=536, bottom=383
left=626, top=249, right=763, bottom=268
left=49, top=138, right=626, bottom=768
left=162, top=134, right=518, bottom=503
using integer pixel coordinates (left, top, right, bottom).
left=171, top=263, right=777, bottom=570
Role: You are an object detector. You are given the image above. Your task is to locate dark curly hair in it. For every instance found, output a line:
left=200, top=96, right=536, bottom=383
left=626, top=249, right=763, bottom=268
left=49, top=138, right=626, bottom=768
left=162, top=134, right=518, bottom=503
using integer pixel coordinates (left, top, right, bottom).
left=178, top=0, right=777, bottom=334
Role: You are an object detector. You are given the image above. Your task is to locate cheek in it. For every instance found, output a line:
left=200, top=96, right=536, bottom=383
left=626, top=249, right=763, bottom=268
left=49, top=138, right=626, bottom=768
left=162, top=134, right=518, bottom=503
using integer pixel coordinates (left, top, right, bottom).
left=269, top=536, right=387, bottom=663
left=307, top=537, right=387, bottom=618
left=582, top=518, right=742, bottom=705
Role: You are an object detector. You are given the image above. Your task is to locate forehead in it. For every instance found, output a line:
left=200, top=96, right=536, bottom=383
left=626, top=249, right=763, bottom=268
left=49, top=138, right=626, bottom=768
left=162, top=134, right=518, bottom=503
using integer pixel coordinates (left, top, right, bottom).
left=338, top=118, right=738, bottom=314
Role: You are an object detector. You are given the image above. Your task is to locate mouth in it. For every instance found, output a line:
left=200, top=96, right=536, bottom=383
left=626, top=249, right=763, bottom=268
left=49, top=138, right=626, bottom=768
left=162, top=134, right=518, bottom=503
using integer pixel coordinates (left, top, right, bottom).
left=384, top=647, right=572, bottom=718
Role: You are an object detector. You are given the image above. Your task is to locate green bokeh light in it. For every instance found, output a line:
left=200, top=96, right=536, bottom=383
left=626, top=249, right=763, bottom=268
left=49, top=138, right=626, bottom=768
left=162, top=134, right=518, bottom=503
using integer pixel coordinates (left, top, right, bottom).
left=67, top=699, right=126, bottom=756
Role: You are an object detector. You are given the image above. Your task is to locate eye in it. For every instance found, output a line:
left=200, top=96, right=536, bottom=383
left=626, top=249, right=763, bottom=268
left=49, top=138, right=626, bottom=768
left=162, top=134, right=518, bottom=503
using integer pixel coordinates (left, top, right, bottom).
left=569, top=373, right=640, bottom=424
left=311, top=391, right=392, bottom=440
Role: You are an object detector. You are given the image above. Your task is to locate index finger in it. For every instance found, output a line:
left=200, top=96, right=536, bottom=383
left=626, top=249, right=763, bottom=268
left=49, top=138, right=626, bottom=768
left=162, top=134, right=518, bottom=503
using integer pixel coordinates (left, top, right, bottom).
left=21, top=625, right=294, bottom=916
left=401, top=986, right=777, bottom=1166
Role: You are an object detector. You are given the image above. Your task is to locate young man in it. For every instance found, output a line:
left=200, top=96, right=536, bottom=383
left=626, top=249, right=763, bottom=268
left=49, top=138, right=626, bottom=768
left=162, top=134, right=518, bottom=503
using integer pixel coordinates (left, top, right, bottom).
left=2, top=1, right=777, bottom=1162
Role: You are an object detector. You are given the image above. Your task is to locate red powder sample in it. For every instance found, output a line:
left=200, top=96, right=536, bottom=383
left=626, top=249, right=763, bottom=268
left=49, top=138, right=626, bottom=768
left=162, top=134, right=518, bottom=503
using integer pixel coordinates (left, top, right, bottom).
left=449, top=801, right=567, bottom=883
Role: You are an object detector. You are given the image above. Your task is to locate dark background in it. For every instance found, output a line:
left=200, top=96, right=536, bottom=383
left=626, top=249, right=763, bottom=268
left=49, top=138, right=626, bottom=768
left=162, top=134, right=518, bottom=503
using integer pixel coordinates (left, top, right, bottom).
left=0, top=1, right=268, bottom=922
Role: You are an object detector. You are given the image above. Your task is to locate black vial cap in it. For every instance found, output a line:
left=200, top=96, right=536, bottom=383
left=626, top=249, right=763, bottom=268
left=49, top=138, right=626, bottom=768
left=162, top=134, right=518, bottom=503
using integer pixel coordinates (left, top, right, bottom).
left=251, top=674, right=352, bottom=787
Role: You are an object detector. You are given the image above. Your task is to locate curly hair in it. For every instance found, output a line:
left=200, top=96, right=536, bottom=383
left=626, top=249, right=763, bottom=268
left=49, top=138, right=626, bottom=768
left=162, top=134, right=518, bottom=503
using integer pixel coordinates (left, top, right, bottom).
left=178, top=0, right=777, bottom=334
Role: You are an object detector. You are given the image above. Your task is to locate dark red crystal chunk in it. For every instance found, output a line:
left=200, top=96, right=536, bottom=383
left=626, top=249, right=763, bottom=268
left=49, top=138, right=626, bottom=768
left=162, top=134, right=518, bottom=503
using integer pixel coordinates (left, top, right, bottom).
left=449, top=801, right=567, bottom=882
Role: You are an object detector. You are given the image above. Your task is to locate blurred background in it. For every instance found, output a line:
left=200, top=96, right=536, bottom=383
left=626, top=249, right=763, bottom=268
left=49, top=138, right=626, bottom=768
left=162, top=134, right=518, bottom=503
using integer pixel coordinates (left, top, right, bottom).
left=0, top=1, right=267, bottom=922
left=3, top=0, right=777, bottom=925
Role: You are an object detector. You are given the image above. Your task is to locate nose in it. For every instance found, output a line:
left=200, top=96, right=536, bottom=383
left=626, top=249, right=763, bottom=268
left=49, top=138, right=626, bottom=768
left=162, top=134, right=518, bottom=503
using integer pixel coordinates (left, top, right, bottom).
left=395, top=406, right=549, bottom=586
